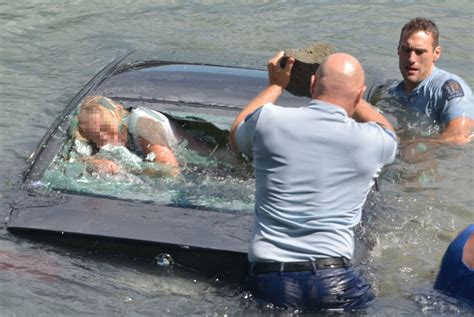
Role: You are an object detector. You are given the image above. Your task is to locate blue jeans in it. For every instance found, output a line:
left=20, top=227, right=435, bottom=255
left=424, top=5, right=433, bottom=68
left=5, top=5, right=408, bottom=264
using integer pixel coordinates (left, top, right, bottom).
left=244, top=266, right=375, bottom=311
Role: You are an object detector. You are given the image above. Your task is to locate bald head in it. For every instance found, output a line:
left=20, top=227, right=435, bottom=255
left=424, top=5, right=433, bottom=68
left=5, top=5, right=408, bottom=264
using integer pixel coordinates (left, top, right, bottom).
left=311, top=53, right=366, bottom=114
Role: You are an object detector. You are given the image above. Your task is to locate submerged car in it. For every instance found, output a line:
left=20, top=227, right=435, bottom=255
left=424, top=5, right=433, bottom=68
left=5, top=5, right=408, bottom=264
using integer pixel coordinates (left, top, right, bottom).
left=7, top=53, right=378, bottom=280
left=6, top=53, right=311, bottom=280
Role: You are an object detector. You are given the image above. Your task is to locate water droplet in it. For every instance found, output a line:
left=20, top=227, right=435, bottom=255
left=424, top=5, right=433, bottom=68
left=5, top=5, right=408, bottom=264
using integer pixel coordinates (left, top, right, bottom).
left=155, top=253, right=174, bottom=267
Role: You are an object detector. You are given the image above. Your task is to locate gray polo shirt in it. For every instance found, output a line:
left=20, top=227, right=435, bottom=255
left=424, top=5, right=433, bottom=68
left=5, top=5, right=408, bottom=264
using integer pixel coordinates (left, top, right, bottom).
left=236, top=100, right=397, bottom=262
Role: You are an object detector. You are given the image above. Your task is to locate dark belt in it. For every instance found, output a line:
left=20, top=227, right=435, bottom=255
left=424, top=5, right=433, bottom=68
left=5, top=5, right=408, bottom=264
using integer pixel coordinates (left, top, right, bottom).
left=251, top=257, right=351, bottom=274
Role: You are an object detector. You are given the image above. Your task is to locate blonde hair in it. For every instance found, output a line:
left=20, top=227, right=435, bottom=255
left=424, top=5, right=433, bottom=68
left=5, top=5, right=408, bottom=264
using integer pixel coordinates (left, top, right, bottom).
left=75, top=96, right=128, bottom=142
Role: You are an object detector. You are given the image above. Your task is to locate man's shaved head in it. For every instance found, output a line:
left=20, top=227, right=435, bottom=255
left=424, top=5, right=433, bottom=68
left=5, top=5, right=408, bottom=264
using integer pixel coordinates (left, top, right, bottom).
left=311, top=53, right=366, bottom=114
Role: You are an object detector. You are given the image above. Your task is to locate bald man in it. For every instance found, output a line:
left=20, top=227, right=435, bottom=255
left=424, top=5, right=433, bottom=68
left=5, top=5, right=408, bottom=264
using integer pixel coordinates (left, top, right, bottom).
left=229, top=52, right=397, bottom=311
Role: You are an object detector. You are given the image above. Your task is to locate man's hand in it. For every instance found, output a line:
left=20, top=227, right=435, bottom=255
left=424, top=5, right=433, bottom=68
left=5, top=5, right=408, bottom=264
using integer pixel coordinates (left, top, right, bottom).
left=268, top=51, right=295, bottom=89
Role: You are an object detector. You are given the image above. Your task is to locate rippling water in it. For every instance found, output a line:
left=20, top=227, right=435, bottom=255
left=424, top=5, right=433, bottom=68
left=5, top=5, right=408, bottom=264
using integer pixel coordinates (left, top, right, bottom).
left=0, top=1, right=473, bottom=316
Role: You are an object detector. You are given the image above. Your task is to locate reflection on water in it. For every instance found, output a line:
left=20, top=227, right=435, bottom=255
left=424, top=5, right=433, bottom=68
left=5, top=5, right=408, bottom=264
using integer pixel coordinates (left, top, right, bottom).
left=0, top=239, right=244, bottom=316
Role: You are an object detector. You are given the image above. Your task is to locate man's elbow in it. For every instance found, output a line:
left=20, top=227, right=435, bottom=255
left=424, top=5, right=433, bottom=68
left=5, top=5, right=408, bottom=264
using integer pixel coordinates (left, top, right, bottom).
left=228, top=130, right=240, bottom=154
left=439, top=117, right=474, bottom=144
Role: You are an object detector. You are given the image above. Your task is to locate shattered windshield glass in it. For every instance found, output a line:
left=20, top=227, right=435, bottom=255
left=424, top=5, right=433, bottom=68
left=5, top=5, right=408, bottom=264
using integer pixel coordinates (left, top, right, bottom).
left=39, top=98, right=255, bottom=214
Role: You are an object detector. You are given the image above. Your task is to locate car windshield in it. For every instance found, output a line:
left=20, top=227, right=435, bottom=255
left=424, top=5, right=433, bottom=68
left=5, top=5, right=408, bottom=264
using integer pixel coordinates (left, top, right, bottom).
left=38, top=98, right=255, bottom=214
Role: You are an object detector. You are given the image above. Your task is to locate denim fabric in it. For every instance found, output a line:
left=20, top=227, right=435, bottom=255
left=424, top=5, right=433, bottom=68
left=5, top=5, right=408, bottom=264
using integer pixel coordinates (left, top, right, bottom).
left=434, top=224, right=474, bottom=301
left=244, top=266, right=375, bottom=311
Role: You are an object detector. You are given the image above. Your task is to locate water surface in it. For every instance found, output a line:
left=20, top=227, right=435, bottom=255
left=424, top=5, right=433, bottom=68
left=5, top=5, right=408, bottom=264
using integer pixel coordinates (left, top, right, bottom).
left=0, top=1, right=473, bottom=316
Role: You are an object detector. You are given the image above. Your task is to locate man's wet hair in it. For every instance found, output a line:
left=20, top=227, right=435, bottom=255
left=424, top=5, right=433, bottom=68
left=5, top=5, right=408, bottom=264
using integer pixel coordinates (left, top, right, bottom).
left=399, top=17, right=439, bottom=49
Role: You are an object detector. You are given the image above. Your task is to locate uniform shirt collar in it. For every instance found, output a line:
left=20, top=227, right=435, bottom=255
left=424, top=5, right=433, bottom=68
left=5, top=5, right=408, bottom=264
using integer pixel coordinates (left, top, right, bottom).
left=307, top=99, right=349, bottom=117
left=395, top=66, right=439, bottom=98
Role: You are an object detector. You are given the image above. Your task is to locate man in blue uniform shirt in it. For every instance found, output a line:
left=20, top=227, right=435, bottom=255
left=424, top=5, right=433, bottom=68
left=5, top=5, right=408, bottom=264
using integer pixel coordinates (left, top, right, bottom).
left=390, top=17, right=473, bottom=150
left=229, top=52, right=397, bottom=311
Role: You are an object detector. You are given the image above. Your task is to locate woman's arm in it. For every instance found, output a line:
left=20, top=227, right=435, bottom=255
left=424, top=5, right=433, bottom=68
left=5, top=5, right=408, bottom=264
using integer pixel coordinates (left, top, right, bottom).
left=81, top=156, right=120, bottom=174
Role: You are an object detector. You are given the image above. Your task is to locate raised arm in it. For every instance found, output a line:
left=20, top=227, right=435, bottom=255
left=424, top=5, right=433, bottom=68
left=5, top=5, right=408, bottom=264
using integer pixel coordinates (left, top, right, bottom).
left=229, top=51, right=295, bottom=152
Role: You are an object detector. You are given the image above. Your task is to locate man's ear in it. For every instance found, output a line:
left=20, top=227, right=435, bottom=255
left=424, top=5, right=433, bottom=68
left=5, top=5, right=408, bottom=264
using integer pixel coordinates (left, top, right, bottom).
left=310, top=74, right=317, bottom=97
left=433, top=45, right=441, bottom=62
left=354, top=85, right=366, bottom=110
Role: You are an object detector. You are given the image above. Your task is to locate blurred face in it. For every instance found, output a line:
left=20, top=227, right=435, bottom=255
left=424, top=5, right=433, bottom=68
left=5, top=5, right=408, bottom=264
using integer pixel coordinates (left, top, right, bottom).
left=79, top=111, right=122, bottom=148
left=398, top=30, right=440, bottom=93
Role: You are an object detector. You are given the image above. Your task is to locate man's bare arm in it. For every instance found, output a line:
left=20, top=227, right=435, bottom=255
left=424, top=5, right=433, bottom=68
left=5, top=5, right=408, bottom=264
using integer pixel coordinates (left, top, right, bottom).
left=352, top=99, right=395, bottom=132
left=437, top=117, right=474, bottom=144
left=229, top=51, right=295, bottom=152
left=399, top=117, right=473, bottom=163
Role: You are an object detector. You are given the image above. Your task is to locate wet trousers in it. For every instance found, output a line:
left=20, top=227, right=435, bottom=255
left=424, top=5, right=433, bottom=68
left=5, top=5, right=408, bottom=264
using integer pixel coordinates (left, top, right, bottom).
left=244, top=265, right=375, bottom=311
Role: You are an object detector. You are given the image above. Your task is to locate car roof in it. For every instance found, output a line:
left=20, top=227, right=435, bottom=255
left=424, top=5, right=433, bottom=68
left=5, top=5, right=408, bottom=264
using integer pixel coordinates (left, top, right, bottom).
left=8, top=59, right=307, bottom=266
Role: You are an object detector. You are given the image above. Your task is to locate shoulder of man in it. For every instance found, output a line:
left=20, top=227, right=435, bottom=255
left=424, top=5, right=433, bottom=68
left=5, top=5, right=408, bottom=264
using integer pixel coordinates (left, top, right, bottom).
left=370, top=80, right=403, bottom=102
left=386, top=79, right=403, bottom=93
left=441, top=78, right=466, bottom=101
left=234, top=104, right=273, bottom=154
left=376, top=122, right=397, bottom=141
left=243, top=102, right=286, bottom=123
left=359, top=121, right=397, bottom=143
left=432, top=68, right=471, bottom=101
left=356, top=121, right=398, bottom=164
